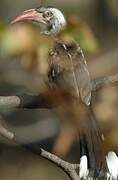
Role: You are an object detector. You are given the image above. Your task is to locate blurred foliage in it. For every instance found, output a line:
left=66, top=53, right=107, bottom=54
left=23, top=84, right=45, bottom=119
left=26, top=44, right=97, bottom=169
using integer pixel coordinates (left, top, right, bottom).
left=0, top=15, right=99, bottom=58
left=0, top=15, right=99, bottom=81
left=60, top=15, right=99, bottom=54
left=0, top=23, right=55, bottom=76
left=108, top=0, right=118, bottom=17
left=0, top=21, right=5, bottom=32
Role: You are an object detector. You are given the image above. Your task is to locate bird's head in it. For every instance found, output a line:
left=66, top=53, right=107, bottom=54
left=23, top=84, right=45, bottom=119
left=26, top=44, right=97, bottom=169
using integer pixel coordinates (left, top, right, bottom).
left=11, top=6, right=66, bottom=35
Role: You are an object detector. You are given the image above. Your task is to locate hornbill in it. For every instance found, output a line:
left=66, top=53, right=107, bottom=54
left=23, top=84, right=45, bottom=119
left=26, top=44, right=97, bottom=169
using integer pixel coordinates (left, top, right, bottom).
left=11, top=6, right=118, bottom=179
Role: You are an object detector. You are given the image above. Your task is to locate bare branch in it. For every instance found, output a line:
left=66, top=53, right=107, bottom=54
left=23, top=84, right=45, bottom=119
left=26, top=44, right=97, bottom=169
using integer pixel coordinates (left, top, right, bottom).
left=0, top=93, right=54, bottom=109
left=0, top=124, right=14, bottom=140
left=0, top=118, right=80, bottom=180
left=0, top=115, right=15, bottom=140
left=0, top=96, right=20, bottom=108
left=0, top=74, right=117, bottom=110
left=92, top=74, right=118, bottom=91
left=40, top=148, right=79, bottom=180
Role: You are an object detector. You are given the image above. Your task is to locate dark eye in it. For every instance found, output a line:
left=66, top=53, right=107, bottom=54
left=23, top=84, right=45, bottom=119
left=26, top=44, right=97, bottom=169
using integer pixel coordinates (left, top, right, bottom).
left=43, top=11, right=53, bottom=18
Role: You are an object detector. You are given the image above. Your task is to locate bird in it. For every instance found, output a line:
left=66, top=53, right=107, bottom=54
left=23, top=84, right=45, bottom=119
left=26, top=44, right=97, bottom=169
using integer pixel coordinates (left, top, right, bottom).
left=11, top=6, right=91, bottom=106
left=11, top=6, right=118, bottom=179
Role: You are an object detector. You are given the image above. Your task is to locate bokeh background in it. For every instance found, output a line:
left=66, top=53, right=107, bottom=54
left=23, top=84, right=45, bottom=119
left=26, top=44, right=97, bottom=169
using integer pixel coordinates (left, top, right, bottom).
left=0, top=0, right=118, bottom=179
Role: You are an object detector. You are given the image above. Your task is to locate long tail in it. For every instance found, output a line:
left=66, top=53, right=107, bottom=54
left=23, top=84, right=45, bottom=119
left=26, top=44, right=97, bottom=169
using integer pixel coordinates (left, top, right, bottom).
left=79, top=104, right=108, bottom=178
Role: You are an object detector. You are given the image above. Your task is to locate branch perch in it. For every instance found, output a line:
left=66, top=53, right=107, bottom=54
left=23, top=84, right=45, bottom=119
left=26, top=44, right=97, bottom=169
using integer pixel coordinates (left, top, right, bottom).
left=0, top=73, right=117, bottom=179
left=0, top=93, right=54, bottom=109
left=0, top=121, right=80, bottom=180
left=92, top=74, right=118, bottom=91
left=0, top=74, right=117, bottom=109
left=41, top=148, right=80, bottom=180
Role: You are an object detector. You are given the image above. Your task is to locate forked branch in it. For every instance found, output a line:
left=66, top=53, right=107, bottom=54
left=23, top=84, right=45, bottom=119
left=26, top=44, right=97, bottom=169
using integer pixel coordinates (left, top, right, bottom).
left=0, top=122, right=79, bottom=180
left=41, top=149, right=80, bottom=180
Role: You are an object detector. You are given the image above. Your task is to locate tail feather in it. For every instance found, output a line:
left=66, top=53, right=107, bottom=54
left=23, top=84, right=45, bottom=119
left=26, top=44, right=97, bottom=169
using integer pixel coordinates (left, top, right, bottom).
left=79, top=104, right=108, bottom=178
left=106, top=151, right=118, bottom=180
left=79, top=155, right=89, bottom=179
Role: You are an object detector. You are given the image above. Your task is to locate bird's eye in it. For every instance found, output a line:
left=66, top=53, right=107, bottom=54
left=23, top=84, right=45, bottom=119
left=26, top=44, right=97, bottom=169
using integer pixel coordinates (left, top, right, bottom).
left=43, top=11, right=53, bottom=18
